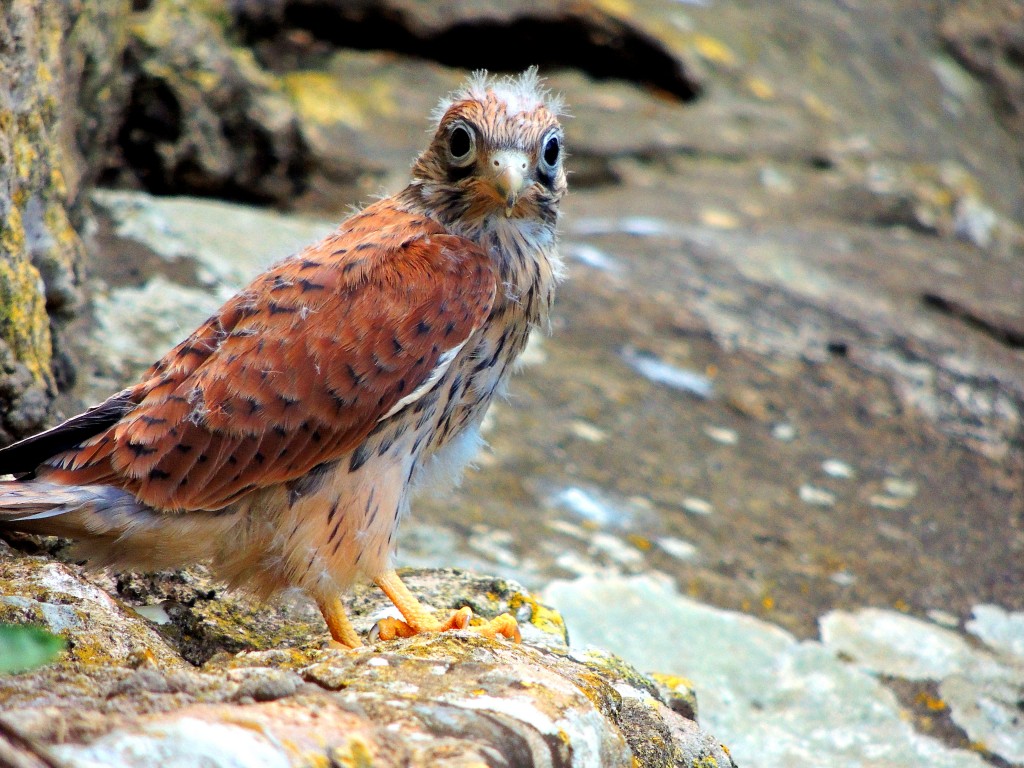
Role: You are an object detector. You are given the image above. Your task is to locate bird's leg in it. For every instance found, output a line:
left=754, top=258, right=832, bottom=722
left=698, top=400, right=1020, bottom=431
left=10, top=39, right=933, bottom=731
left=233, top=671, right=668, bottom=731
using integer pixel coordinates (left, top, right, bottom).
left=374, top=569, right=521, bottom=643
left=318, top=596, right=363, bottom=649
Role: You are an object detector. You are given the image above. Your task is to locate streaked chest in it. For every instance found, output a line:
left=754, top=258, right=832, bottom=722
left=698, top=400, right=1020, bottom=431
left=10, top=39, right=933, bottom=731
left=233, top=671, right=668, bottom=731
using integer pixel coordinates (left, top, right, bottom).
left=350, top=219, right=562, bottom=491
left=433, top=222, right=561, bottom=435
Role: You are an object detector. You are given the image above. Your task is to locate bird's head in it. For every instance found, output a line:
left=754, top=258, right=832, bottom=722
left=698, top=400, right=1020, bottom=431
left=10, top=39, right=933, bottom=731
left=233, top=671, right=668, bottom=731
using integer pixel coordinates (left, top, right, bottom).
left=410, top=67, right=567, bottom=234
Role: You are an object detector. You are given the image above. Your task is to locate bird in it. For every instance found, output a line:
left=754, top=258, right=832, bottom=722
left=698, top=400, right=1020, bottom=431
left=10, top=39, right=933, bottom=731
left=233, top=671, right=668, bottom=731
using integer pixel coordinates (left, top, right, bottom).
left=0, top=68, right=567, bottom=648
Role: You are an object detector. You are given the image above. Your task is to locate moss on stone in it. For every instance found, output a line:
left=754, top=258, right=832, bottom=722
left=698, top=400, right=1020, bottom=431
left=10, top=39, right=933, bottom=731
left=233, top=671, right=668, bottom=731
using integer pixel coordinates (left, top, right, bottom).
left=0, top=251, right=53, bottom=389
left=508, top=590, right=568, bottom=639
left=650, top=671, right=699, bottom=720
left=0, top=0, right=131, bottom=434
left=120, top=0, right=305, bottom=204
left=283, top=71, right=370, bottom=129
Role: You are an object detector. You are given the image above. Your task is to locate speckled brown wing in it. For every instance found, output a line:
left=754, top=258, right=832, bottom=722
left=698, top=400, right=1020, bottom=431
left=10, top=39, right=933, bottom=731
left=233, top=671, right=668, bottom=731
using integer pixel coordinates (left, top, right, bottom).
left=40, top=201, right=497, bottom=511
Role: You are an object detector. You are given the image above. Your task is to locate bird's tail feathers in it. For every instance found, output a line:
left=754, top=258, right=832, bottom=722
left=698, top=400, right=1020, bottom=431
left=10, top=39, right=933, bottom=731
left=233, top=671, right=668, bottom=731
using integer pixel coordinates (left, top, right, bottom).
left=0, top=482, right=141, bottom=532
left=0, top=481, right=230, bottom=571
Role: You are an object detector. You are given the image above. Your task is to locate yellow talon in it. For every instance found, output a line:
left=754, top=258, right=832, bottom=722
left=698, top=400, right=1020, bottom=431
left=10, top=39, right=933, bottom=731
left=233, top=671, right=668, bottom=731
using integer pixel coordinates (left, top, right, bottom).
left=372, top=571, right=520, bottom=643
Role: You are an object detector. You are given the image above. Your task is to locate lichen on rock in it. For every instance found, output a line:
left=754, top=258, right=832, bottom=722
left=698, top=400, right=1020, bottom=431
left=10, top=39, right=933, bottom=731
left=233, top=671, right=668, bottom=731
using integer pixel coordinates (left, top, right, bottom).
left=0, top=0, right=132, bottom=440
left=109, top=0, right=308, bottom=205
left=0, top=547, right=733, bottom=768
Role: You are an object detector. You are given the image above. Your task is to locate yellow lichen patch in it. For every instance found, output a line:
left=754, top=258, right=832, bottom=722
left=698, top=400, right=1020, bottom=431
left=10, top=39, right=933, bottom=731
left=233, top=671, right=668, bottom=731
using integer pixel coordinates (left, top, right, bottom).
left=801, top=91, right=837, bottom=123
left=568, top=649, right=681, bottom=726
left=230, top=46, right=280, bottom=93
left=700, top=208, right=741, bottom=229
left=626, top=534, right=651, bottom=551
left=649, top=671, right=698, bottom=719
left=189, top=68, right=221, bottom=93
left=48, top=166, right=67, bottom=197
left=128, top=648, right=159, bottom=668
left=690, top=34, right=738, bottom=67
left=44, top=201, right=82, bottom=251
left=0, top=600, right=47, bottom=628
left=66, top=626, right=122, bottom=667
left=12, top=133, right=39, bottom=182
left=507, top=593, right=566, bottom=638
left=591, top=0, right=634, bottom=17
left=188, top=599, right=321, bottom=665
left=745, top=76, right=775, bottom=100
left=2, top=206, right=26, bottom=255
left=913, top=177, right=955, bottom=211
left=571, top=670, right=617, bottom=710
left=132, top=0, right=186, bottom=49
left=283, top=72, right=368, bottom=129
left=693, top=756, right=719, bottom=767
left=41, top=16, right=63, bottom=65
left=915, top=692, right=947, bottom=711
left=649, top=673, right=695, bottom=692
left=0, top=242, right=54, bottom=388
left=330, top=736, right=376, bottom=768
left=222, top=712, right=286, bottom=738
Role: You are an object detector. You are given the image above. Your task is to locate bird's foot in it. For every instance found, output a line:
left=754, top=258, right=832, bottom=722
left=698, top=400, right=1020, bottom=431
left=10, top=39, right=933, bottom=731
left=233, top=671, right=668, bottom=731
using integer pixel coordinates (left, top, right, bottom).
left=469, top=611, right=522, bottom=642
left=318, top=596, right=364, bottom=649
left=374, top=605, right=471, bottom=640
left=373, top=569, right=521, bottom=643
left=327, top=638, right=362, bottom=650
left=374, top=606, right=521, bottom=643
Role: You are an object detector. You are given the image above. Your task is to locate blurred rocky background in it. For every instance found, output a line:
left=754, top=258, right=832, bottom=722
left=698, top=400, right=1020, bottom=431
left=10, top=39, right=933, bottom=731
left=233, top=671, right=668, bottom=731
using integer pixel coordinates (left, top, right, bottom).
left=1, top=0, right=1022, bottom=766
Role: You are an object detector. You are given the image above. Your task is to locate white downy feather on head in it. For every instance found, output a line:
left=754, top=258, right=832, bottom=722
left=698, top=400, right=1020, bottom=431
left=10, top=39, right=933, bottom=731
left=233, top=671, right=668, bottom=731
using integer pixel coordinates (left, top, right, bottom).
left=432, top=66, right=565, bottom=123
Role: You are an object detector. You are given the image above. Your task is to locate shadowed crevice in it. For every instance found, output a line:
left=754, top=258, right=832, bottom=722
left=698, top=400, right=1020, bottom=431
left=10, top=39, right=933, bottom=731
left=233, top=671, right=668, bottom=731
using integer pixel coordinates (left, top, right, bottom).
left=922, top=292, right=1024, bottom=349
left=232, top=0, right=702, bottom=102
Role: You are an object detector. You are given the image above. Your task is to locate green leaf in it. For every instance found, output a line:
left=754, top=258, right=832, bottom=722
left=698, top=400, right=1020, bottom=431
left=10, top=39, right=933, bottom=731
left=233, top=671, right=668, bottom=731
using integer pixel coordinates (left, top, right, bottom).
left=0, top=624, right=65, bottom=674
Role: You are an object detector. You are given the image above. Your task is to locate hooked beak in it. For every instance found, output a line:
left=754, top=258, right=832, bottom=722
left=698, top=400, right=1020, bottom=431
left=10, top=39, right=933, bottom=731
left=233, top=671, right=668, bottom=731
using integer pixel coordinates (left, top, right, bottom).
left=488, top=149, right=531, bottom=217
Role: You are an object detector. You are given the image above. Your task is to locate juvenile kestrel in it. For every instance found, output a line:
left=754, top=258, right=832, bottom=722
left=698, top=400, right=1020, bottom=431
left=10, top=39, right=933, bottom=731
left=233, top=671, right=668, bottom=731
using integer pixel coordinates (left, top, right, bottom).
left=0, top=68, right=567, bottom=648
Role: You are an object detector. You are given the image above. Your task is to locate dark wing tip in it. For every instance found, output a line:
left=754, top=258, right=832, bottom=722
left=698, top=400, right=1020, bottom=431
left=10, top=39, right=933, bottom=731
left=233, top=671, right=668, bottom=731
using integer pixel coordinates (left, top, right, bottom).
left=0, top=391, right=136, bottom=476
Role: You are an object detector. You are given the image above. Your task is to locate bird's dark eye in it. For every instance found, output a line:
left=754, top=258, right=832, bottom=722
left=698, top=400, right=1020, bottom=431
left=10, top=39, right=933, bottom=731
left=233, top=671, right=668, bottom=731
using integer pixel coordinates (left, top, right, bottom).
left=543, top=135, right=561, bottom=167
left=448, top=125, right=473, bottom=161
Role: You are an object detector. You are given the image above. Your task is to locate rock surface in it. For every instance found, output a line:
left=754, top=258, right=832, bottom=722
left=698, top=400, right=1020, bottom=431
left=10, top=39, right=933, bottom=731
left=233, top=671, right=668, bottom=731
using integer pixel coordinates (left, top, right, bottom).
left=940, top=0, right=1024, bottom=174
left=546, top=574, right=1023, bottom=768
left=0, top=0, right=131, bottom=440
left=0, top=542, right=732, bottom=768
left=103, top=0, right=309, bottom=206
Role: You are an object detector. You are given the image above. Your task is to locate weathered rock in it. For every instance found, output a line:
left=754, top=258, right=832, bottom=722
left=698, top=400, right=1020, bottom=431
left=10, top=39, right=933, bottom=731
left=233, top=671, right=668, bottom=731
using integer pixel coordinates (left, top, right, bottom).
left=107, top=0, right=309, bottom=206
left=24, top=637, right=734, bottom=768
left=941, top=0, right=1024, bottom=171
left=820, top=604, right=1024, bottom=767
left=0, top=0, right=131, bottom=441
left=232, top=0, right=702, bottom=100
left=0, top=543, right=184, bottom=670
left=546, top=574, right=1004, bottom=768
left=0, top=546, right=732, bottom=768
